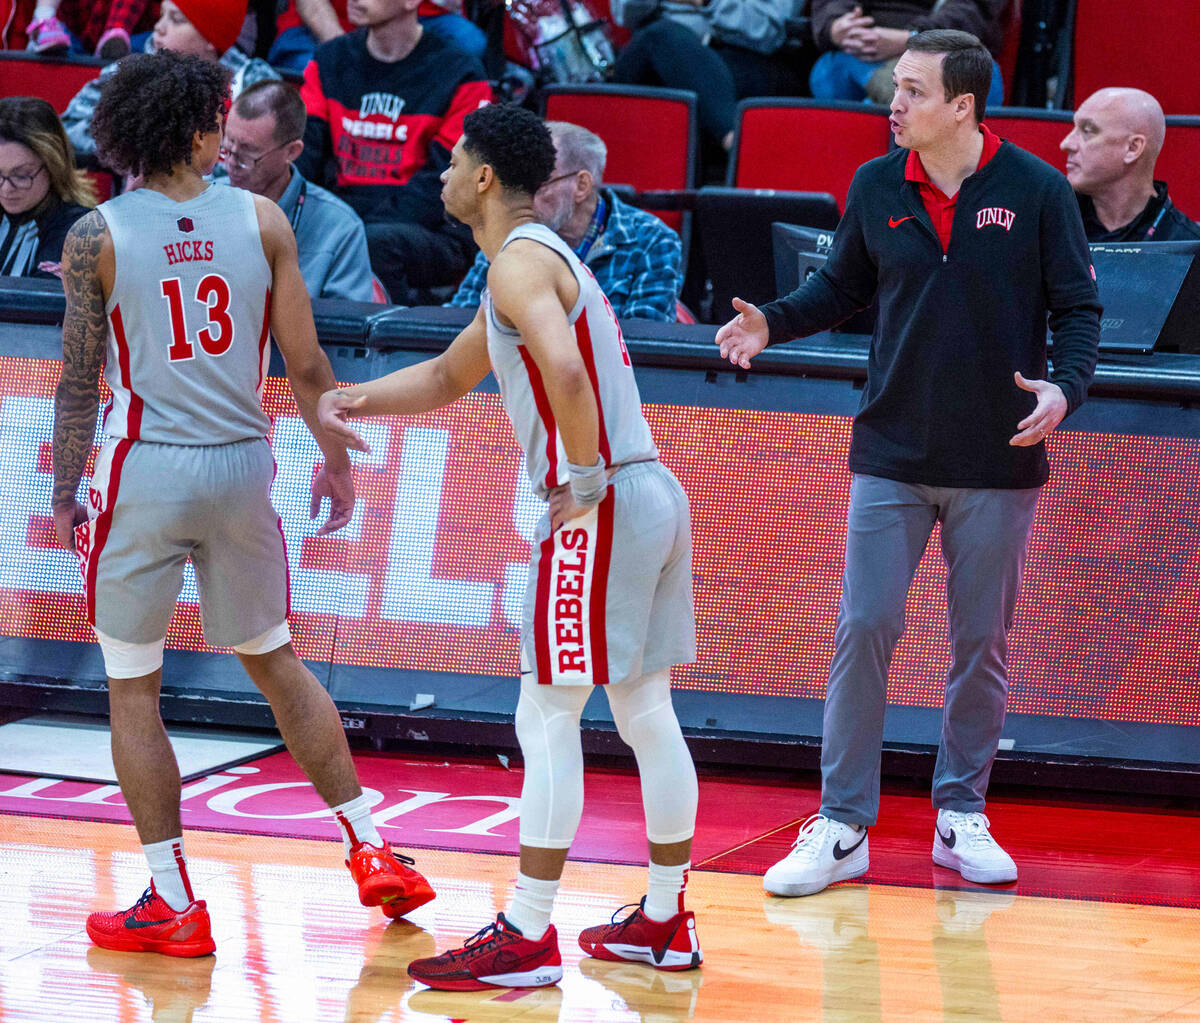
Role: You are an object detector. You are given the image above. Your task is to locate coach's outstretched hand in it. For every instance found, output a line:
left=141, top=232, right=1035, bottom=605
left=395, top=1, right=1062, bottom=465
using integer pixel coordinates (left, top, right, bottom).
left=317, top=389, right=371, bottom=453
left=715, top=297, right=769, bottom=369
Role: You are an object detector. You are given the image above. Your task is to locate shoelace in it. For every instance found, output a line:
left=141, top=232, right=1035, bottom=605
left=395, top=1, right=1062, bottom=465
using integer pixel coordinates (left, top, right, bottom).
left=941, top=812, right=996, bottom=847
left=123, top=886, right=161, bottom=921
left=606, top=901, right=645, bottom=928
left=786, top=813, right=838, bottom=862
left=444, top=920, right=513, bottom=961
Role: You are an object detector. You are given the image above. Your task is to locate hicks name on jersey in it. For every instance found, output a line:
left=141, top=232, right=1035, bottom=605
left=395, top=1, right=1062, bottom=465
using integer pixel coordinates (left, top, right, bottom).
left=163, top=239, right=215, bottom=267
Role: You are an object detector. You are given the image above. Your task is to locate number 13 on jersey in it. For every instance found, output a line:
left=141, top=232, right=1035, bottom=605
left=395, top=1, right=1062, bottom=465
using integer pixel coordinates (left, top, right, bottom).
left=161, top=274, right=235, bottom=362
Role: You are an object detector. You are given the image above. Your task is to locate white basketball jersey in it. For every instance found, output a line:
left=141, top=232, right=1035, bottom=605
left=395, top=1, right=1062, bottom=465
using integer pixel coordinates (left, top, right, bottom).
left=97, top=185, right=273, bottom=445
left=485, top=223, right=657, bottom=499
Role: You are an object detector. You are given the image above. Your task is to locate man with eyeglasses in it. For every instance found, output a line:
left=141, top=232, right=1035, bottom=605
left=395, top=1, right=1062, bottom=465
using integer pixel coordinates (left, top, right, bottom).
left=222, top=80, right=374, bottom=302
left=449, top=121, right=683, bottom=322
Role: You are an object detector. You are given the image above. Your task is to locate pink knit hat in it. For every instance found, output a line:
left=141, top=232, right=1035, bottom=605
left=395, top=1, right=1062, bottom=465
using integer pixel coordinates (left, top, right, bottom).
left=173, top=0, right=247, bottom=55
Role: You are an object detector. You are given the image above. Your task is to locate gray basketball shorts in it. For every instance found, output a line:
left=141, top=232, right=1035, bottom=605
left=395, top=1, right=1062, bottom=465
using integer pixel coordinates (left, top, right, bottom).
left=74, top=436, right=288, bottom=646
left=521, top=459, right=696, bottom=687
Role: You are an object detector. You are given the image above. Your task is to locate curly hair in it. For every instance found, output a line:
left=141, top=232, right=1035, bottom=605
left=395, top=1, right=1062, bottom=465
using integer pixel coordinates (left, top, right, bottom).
left=462, top=104, right=556, bottom=197
left=92, top=51, right=232, bottom=178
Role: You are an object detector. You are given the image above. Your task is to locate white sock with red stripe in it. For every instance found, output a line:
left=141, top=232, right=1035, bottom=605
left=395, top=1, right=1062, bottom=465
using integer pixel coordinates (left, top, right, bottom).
left=644, top=861, right=688, bottom=922
left=143, top=837, right=195, bottom=912
left=505, top=872, right=560, bottom=942
left=331, top=793, right=383, bottom=857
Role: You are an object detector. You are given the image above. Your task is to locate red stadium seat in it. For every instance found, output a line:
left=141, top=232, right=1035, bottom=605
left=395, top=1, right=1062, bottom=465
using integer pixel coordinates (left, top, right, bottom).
left=986, top=107, right=1073, bottom=172
left=0, top=52, right=105, bottom=114
left=1071, top=0, right=1200, bottom=115
left=1158, top=117, right=1200, bottom=222
left=541, top=83, right=697, bottom=236
left=727, top=99, right=891, bottom=213
left=996, top=0, right=1021, bottom=105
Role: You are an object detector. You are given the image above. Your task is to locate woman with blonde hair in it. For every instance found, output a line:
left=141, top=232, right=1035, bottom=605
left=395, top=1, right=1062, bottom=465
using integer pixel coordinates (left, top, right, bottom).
left=0, top=96, right=95, bottom=279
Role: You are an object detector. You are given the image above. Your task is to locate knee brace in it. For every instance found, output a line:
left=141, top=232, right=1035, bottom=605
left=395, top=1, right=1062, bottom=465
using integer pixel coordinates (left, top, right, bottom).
left=607, top=669, right=698, bottom=845
left=514, top=678, right=592, bottom=849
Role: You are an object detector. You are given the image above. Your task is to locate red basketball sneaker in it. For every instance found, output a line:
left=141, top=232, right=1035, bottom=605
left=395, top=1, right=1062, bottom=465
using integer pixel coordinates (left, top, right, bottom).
left=86, top=884, right=215, bottom=957
left=407, top=914, right=563, bottom=990
left=346, top=842, right=436, bottom=918
left=578, top=898, right=702, bottom=970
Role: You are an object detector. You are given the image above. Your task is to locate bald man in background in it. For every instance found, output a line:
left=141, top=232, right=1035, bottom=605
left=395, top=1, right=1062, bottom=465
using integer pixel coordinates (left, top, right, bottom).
left=1061, top=87, right=1200, bottom=242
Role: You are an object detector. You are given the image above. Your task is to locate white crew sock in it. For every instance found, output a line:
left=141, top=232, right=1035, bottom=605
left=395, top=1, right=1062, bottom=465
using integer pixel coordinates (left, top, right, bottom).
left=32, top=5, right=58, bottom=21
left=330, top=793, right=383, bottom=856
left=143, top=837, right=195, bottom=912
left=505, top=872, right=560, bottom=942
left=644, top=860, right=688, bottom=922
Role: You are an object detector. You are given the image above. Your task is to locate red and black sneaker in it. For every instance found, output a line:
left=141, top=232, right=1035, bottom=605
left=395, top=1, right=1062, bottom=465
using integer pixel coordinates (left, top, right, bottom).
left=86, top=883, right=215, bottom=958
left=407, top=913, right=563, bottom=991
left=346, top=842, right=436, bottom=919
left=578, top=898, right=702, bottom=971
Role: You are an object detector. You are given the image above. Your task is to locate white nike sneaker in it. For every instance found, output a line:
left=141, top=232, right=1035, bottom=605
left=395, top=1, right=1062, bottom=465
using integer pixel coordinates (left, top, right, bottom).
left=932, top=809, right=1018, bottom=885
left=763, top=814, right=869, bottom=897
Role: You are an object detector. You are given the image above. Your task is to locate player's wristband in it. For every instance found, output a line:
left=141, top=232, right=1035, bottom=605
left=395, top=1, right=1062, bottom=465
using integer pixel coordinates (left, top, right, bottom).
left=568, top=456, right=608, bottom=507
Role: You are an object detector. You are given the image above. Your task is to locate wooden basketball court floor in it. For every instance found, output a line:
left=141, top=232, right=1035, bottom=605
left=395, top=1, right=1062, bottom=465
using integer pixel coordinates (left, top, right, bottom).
left=1, top=808, right=1198, bottom=1023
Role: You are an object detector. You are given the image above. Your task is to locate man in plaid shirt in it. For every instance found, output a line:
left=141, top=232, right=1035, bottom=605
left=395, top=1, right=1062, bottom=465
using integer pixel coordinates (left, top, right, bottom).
left=449, top=121, right=683, bottom=322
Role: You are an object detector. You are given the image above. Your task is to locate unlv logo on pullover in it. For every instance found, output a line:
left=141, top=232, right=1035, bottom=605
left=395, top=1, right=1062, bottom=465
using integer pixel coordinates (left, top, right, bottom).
left=298, top=29, right=491, bottom=228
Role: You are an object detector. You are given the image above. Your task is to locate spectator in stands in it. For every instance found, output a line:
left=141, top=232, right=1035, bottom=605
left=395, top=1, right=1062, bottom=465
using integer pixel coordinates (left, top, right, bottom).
left=449, top=121, right=682, bottom=320
left=809, top=1, right=1006, bottom=107
left=610, top=0, right=805, bottom=153
left=222, top=81, right=375, bottom=302
left=1062, top=87, right=1200, bottom=243
left=22, top=0, right=153, bottom=60
left=295, top=0, right=491, bottom=305
left=61, top=1, right=278, bottom=163
left=269, top=0, right=486, bottom=74
left=0, top=96, right=94, bottom=278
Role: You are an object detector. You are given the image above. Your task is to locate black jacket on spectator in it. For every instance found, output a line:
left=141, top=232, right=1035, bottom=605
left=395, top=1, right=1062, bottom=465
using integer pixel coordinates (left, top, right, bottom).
left=758, top=141, right=1101, bottom=490
left=1078, top=181, right=1200, bottom=243
left=811, top=0, right=1007, bottom=57
left=0, top=197, right=90, bottom=278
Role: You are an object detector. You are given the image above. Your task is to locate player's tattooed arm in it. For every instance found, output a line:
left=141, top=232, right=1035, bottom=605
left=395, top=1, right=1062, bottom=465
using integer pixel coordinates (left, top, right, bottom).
left=52, top=210, right=109, bottom=514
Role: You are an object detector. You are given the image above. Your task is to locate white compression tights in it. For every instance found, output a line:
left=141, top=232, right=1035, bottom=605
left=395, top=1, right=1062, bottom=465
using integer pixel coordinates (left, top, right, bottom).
left=514, top=668, right=698, bottom=849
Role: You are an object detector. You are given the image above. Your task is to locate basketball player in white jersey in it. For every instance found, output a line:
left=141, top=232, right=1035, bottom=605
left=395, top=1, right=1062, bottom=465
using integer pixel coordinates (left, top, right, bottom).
left=51, top=51, right=434, bottom=958
left=317, top=104, right=702, bottom=990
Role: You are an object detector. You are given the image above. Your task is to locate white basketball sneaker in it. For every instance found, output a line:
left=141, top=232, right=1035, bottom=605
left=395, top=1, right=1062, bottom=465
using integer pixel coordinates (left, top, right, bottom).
left=763, top=814, right=869, bottom=897
left=932, top=809, right=1018, bottom=885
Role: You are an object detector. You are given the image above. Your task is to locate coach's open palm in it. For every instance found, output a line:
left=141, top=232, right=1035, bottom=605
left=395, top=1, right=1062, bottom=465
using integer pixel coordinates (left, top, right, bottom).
left=715, top=297, right=769, bottom=369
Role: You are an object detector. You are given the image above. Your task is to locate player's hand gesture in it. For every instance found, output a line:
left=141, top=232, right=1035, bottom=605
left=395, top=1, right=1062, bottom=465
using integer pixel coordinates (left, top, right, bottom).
left=52, top=500, right=87, bottom=550
left=1009, top=371, right=1067, bottom=446
left=716, top=297, right=770, bottom=369
left=310, top=462, right=355, bottom=535
left=317, top=389, right=370, bottom=453
left=548, top=485, right=593, bottom=532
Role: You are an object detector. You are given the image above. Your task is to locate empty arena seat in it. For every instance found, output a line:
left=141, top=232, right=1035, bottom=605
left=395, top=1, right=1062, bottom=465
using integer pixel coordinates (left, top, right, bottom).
left=0, top=52, right=105, bottom=113
left=541, top=83, right=697, bottom=235
left=727, top=99, right=891, bottom=213
left=1071, top=0, right=1200, bottom=115
left=987, top=108, right=1073, bottom=171
left=1159, top=117, right=1200, bottom=221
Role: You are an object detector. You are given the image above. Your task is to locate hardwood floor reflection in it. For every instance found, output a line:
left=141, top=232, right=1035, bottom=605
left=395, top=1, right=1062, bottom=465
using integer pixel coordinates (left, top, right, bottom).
left=1, top=814, right=1197, bottom=1022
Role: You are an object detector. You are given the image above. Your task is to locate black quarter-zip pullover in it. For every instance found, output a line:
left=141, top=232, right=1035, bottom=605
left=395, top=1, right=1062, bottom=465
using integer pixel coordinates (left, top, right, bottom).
left=760, top=139, right=1102, bottom=489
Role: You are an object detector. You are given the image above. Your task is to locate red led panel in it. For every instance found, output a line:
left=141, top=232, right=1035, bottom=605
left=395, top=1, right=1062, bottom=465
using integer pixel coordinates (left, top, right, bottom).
left=1, top=356, right=1197, bottom=726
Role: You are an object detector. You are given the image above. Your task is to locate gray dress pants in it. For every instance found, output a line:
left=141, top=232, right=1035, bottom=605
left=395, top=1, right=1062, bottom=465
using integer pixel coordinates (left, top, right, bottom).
left=819, top=474, right=1040, bottom=826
